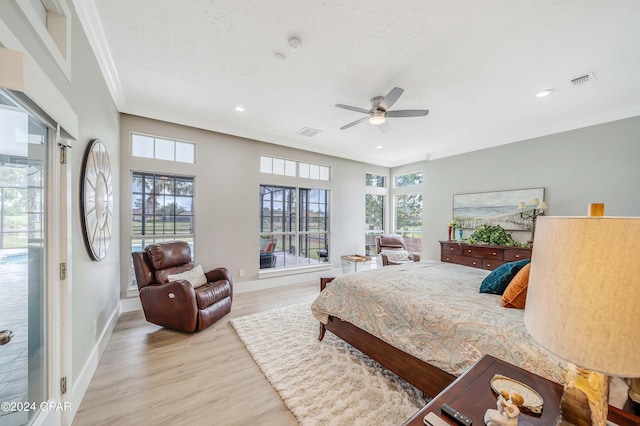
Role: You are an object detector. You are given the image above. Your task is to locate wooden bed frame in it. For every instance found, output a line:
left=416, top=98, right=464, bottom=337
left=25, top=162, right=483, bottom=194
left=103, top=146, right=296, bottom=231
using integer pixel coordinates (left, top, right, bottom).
left=318, top=315, right=455, bottom=397
left=317, top=277, right=640, bottom=425
left=317, top=277, right=455, bottom=397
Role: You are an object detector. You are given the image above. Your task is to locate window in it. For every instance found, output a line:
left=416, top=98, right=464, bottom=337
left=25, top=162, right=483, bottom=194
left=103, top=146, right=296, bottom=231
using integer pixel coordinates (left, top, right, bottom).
left=395, top=193, right=422, bottom=253
left=130, top=172, right=194, bottom=287
left=394, top=171, right=423, bottom=187
left=260, top=185, right=329, bottom=271
left=365, top=194, right=384, bottom=255
left=260, top=155, right=331, bottom=181
left=131, top=133, right=195, bottom=163
left=365, top=173, right=385, bottom=188
left=299, top=162, right=330, bottom=180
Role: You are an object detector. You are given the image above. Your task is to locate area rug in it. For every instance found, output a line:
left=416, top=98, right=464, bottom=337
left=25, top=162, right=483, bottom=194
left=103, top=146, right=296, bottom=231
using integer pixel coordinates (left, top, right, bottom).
left=230, top=302, right=428, bottom=425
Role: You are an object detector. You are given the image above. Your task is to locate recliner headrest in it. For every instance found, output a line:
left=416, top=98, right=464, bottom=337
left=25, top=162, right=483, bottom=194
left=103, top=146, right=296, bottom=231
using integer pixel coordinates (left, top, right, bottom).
left=145, top=241, right=191, bottom=271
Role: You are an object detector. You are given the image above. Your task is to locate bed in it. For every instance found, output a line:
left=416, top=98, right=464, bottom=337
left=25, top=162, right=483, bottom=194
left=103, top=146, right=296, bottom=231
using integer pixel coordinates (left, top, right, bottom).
left=311, top=260, right=566, bottom=398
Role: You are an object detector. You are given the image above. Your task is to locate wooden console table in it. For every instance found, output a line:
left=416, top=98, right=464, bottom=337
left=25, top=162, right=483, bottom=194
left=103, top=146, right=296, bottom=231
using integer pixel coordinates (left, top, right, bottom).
left=440, top=241, right=532, bottom=271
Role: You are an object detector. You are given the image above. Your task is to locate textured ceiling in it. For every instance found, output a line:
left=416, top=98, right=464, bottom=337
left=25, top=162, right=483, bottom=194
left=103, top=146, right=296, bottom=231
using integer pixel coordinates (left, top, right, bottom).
left=75, top=0, right=640, bottom=167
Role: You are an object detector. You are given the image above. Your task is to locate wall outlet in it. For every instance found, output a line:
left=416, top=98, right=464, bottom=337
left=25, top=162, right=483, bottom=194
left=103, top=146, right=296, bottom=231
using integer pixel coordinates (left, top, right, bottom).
left=239, top=269, right=245, bottom=277
left=93, top=320, right=97, bottom=337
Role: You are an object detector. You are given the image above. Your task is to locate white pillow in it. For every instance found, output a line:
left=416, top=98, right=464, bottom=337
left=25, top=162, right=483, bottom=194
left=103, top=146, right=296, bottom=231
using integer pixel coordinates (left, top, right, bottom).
left=381, top=250, right=410, bottom=262
left=167, top=264, right=207, bottom=288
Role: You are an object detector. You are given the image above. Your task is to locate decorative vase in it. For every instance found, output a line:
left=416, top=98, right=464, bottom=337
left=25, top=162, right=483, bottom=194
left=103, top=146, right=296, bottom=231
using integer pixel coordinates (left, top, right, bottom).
left=447, top=226, right=452, bottom=241
left=452, top=226, right=456, bottom=241
left=458, top=229, right=463, bottom=240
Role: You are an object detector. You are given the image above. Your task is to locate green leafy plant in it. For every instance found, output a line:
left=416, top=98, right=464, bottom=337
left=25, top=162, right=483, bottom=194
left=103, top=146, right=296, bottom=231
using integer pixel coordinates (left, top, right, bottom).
left=466, top=225, right=524, bottom=247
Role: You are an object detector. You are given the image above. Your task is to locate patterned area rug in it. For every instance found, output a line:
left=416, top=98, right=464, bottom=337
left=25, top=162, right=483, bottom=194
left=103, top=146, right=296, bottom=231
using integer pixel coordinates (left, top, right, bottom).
left=230, top=302, right=428, bottom=426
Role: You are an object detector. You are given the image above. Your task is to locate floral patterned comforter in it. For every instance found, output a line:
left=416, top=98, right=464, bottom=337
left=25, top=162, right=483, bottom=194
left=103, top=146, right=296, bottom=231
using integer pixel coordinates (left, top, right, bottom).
left=311, top=260, right=565, bottom=382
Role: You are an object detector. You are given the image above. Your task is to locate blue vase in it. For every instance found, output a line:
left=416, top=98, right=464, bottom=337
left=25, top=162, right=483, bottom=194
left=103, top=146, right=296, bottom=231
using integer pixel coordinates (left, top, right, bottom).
left=458, top=229, right=463, bottom=240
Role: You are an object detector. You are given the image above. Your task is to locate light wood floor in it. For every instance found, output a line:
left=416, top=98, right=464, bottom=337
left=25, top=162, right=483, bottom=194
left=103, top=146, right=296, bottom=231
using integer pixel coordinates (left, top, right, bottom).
left=73, top=281, right=320, bottom=426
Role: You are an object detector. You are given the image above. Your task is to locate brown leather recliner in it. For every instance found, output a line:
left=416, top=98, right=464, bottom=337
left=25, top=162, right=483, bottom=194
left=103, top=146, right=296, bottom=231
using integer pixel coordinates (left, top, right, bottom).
left=131, top=241, right=232, bottom=332
left=376, top=234, right=421, bottom=266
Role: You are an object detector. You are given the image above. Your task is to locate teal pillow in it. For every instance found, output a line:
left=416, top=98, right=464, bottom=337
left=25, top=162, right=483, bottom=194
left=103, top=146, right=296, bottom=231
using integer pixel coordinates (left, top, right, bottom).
left=479, top=259, right=531, bottom=295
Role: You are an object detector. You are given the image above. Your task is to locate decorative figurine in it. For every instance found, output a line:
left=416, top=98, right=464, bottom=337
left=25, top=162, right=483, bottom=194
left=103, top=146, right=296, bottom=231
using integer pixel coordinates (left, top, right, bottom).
left=484, top=393, right=520, bottom=426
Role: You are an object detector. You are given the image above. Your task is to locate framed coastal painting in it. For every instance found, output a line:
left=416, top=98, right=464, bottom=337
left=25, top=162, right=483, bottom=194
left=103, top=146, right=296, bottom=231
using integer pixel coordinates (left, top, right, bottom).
left=453, top=188, right=545, bottom=230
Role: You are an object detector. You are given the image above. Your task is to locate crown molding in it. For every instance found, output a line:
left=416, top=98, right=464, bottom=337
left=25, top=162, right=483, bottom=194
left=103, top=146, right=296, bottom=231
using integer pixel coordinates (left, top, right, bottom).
left=73, top=0, right=125, bottom=109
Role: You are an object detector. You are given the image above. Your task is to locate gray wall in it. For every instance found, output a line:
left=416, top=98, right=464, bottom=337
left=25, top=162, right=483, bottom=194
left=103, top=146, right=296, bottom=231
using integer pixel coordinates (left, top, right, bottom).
left=119, top=114, right=389, bottom=292
left=120, top=114, right=640, bottom=293
left=0, top=0, right=121, bottom=393
left=392, top=116, right=640, bottom=261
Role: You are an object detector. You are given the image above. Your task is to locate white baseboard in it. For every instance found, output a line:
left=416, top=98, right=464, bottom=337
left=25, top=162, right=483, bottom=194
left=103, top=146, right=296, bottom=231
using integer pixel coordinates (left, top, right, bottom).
left=236, top=266, right=342, bottom=293
left=120, top=295, right=142, bottom=312
left=69, top=303, right=120, bottom=423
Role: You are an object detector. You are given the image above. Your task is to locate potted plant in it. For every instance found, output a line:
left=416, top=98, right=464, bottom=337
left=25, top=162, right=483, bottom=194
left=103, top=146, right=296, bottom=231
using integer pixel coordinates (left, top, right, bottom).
left=466, top=225, right=524, bottom=247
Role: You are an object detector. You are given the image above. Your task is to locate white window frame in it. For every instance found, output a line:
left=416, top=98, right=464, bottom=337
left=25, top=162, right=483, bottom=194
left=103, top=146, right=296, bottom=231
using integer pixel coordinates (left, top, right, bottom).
left=259, top=184, right=331, bottom=274
left=260, top=155, right=331, bottom=181
left=394, top=170, right=423, bottom=188
left=130, top=171, right=196, bottom=288
left=391, top=170, right=423, bottom=254
left=130, top=132, right=196, bottom=164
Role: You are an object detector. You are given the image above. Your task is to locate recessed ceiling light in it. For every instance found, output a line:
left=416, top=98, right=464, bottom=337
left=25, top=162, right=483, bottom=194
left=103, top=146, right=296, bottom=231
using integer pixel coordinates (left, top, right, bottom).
left=235, top=106, right=245, bottom=112
left=376, top=145, right=383, bottom=149
left=536, top=89, right=554, bottom=98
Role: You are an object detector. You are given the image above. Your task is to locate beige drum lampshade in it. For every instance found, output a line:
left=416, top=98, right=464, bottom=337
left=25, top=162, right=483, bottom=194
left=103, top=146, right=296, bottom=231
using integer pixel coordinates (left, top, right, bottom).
left=524, top=216, right=640, bottom=377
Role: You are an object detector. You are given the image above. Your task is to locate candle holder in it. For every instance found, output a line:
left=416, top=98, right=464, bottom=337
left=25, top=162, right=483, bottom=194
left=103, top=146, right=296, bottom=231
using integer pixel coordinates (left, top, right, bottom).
left=518, top=199, right=548, bottom=246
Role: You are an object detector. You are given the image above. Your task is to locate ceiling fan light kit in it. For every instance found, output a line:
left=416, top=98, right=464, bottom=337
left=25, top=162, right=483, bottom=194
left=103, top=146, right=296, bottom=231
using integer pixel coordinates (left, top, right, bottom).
left=369, top=110, right=386, bottom=125
left=336, top=87, right=429, bottom=133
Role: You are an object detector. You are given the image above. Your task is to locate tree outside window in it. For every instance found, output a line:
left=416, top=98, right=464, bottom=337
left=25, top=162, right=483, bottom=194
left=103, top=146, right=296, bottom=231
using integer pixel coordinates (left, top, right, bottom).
left=395, top=171, right=423, bottom=187
left=365, top=194, right=384, bottom=255
left=131, top=172, right=194, bottom=286
left=395, top=193, right=422, bottom=253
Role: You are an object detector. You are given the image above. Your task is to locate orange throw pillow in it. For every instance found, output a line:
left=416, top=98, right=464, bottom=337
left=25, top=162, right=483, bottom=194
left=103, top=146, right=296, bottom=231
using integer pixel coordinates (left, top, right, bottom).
left=501, top=263, right=531, bottom=309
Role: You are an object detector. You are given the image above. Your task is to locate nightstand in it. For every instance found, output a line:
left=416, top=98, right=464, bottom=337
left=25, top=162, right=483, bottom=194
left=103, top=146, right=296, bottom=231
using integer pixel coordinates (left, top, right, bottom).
left=403, top=355, right=640, bottom=426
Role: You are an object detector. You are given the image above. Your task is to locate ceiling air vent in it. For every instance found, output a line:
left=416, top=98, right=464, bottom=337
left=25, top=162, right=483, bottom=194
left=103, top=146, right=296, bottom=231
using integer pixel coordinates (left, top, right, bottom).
left=570, top=72, right=597, bottom=86
left=297, top=127, right=322, bottom=137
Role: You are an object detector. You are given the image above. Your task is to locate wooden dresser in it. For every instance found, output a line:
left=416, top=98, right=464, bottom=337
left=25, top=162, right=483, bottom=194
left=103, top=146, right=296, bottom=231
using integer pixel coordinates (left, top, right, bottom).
left=440, top=241, right=532, bottom=271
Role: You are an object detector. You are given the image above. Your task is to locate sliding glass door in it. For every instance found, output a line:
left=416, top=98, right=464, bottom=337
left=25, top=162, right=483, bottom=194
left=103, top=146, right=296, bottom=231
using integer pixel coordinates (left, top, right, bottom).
left=0, top=93, right=48, bottom=426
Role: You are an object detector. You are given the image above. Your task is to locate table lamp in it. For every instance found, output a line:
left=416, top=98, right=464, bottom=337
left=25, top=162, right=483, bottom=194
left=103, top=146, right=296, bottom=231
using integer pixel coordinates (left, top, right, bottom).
left=524, top=214, right=640, bottom=425
left=517, top=198, right=548, bottom=246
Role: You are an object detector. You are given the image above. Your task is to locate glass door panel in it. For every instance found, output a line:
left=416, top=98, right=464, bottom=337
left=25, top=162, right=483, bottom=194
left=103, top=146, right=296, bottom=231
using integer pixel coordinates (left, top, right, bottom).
left=0, top=94, right=47, bottom=426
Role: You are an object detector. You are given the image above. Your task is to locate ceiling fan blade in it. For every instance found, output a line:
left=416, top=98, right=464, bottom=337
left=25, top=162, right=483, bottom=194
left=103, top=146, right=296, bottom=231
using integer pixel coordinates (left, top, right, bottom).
left=335, top=104, right=370, bottom=114
left=386, top=109, right=429, bottom=118
left=378, top=87, right=404, bottom=111
left=340, top=116, right=369, bottom=130
left=377, top=120, right=391, bottom=134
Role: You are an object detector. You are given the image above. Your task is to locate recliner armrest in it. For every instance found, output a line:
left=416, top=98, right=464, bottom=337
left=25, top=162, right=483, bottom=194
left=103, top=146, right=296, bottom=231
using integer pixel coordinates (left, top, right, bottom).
left=205, top=267, right=233, bottom=300
left=205, top=267, right=232, bottom=284
left=380, top=252, right=420, bottom=266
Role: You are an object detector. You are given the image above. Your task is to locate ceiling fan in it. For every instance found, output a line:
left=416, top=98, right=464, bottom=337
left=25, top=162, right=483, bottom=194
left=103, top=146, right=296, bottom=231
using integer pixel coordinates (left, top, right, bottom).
left=335, top=87, right=429, bottom=133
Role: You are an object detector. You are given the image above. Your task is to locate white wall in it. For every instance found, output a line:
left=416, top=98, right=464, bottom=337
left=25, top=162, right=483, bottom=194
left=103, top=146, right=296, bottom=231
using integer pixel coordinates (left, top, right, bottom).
left=119, top=114, right=389, bottom=294
left=391, top=115, right=640, bottom=261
